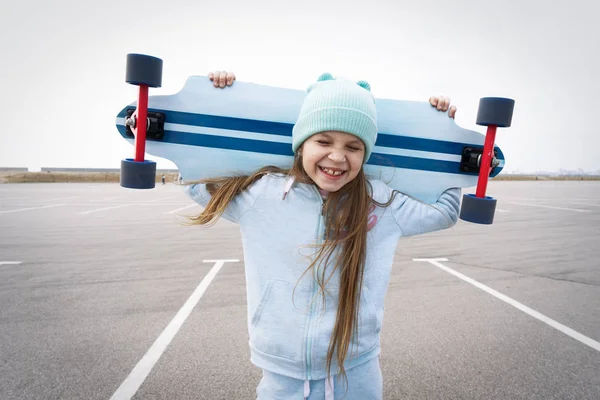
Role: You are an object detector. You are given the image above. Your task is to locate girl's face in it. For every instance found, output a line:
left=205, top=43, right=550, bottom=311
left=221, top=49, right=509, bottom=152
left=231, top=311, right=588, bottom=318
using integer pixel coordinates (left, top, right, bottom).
left=299, top=131, right=365, bottom=193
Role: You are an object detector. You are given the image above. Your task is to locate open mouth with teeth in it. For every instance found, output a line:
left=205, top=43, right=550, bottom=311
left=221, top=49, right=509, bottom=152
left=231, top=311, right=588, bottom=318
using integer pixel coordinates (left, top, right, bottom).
left=319, top=166, right=346, bottom=178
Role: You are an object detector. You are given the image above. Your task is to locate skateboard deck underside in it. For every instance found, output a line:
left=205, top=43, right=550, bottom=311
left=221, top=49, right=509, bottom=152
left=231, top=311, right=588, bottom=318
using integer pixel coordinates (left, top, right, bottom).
left=116, top=77, right=504, bottom=203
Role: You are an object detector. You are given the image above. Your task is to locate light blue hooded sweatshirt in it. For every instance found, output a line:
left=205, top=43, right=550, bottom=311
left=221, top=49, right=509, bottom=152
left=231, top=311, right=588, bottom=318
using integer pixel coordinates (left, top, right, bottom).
left=185, top=173, right=460, bottom=381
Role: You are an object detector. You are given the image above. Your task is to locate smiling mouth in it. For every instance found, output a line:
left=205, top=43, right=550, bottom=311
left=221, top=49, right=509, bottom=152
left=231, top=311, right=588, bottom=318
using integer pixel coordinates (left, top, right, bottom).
left=319, top=167, right=346, bottom=177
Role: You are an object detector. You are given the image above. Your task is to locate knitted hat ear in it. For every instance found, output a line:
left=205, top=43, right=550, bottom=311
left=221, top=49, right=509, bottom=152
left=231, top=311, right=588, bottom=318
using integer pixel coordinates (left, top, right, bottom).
left=356, top=80, right=371, bottom=92
left=307, top=73, right=335, bottom=93
left=317, top=72, right=335, bottom=82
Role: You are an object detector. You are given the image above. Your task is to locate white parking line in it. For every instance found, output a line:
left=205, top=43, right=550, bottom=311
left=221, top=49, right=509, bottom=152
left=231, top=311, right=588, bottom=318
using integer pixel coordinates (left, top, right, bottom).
left=414, top=258, right=600, bottom=353
left=166, top=203, right=198, bottom=214
left=0, top=261, right=22, bottom=266
left=78, top=205, right=130, bottom=215
left=562, top=201, right=600, bottom=208
left=90, top=197, right=123, bottom=202
left=144, top=196, right=174, bottom=203
left=12, top=196, right=79, bottom=203
left=1, top=202, right=190, bottom=207
left=503, top=197, right=538, bottom=202
left=0, top=204, right=66, bottom=214
left=43, top=196, right=79, bottom=202
left=505, top=197, right=596, bottom=203
left=507, top=202, right=591, bottom=213
left=109, top=259, right=239, bottom=400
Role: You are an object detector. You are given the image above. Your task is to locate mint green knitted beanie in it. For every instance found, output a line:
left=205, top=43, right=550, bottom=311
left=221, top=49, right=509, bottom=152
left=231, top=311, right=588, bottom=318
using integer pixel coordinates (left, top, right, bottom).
left=292, top=73, right=378, bottom=163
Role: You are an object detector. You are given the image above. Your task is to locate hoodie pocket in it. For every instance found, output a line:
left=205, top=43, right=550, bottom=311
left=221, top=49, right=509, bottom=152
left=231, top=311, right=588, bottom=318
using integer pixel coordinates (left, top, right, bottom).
left=250, top=279, right=310, bottom=362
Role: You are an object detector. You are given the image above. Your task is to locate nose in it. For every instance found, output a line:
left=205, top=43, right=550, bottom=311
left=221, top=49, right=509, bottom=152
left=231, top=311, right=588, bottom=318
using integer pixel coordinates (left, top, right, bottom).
left=328, top=149, right=346, bottom=163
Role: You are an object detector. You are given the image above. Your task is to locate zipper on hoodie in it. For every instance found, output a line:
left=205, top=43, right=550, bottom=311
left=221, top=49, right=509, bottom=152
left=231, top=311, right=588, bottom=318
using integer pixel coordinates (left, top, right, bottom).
left=306, top=185, right=324, bottom=380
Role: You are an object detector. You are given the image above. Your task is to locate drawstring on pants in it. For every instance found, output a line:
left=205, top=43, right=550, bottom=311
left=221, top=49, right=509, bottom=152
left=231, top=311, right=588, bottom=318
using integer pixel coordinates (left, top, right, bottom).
left=304, top=377, right=334, bottom=400
left=325, top=376, right=334, bottom=399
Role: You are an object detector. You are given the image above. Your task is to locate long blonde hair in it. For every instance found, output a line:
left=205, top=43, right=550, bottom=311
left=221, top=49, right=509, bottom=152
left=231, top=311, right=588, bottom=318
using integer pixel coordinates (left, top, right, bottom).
left=185, top=154, right=395, bottom=386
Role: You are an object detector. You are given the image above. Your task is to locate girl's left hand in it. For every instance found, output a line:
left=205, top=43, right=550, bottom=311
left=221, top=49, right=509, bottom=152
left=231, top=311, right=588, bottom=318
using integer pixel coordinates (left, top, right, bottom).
left=208, top=71, right=236, bottom=88
left=429, top=96, right=457, bottom=119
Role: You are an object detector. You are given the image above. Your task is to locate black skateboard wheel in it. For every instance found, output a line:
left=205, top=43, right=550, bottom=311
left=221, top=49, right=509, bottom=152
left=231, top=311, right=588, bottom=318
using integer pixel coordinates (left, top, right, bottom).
left=476, top=97, right=515, bottom=128
left=126, top=54, right=163, bottom=88
left=120, top=158, right=156, bottom=189
left=459, top=193, right=497, bottom=224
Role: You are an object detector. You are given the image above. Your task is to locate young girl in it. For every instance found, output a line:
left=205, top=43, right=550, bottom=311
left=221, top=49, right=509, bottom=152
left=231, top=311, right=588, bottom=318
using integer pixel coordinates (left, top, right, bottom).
left=186, top=71, right=460, bottom=400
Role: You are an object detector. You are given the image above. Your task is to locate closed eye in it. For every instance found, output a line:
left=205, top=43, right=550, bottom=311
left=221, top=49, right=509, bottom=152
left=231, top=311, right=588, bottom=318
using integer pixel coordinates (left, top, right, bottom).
left=347, top=146, right=362, bottom=151
left=317, top=140, right=330, bottom=145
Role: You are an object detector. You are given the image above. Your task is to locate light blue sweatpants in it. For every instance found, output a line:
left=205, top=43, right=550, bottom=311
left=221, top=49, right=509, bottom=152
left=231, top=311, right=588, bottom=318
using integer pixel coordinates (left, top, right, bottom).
left=256, top=357, right=382, bottom=400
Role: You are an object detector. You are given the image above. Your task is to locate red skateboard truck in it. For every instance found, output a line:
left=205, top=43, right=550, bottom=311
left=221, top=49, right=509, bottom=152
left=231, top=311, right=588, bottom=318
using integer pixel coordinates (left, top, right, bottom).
left=459, top=97, right=515, bottom=224
left=120, top=54, right=163, bottom=189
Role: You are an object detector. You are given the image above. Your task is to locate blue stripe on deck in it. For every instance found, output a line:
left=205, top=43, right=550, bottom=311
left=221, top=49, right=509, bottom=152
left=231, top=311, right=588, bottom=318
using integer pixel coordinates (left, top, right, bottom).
left=116, top=125, right=487, bottom=176
left=117, top=108, right=503, bottom=158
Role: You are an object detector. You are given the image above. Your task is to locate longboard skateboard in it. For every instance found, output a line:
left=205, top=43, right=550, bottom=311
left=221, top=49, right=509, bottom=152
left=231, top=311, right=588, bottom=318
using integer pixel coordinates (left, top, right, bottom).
left=116, top=54, right=515, bottom=224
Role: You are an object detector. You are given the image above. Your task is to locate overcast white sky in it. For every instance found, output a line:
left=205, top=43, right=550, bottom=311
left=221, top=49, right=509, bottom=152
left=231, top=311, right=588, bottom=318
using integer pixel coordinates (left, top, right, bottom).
left=1, top=0, right=598, bottom=173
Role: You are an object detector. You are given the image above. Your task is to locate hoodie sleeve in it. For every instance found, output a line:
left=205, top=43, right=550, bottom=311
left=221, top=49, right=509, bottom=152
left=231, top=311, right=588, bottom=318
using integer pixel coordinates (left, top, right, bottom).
left=184, top=182, right=259, bottom=224
left=390, top=187, right=461, bottom=237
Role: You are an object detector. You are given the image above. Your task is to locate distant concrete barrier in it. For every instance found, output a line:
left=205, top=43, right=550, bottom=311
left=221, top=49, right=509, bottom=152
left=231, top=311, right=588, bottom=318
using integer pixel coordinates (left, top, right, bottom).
left=0, top=167, right=28, bottom=172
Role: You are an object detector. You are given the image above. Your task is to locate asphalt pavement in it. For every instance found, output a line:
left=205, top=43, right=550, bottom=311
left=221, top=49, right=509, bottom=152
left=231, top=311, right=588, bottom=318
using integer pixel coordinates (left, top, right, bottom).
left=0, top=181, right=598, bottom=399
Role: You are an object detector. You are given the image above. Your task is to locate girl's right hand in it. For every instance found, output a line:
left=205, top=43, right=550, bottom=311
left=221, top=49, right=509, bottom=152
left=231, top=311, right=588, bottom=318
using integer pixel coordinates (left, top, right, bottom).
left=208, top=71, right=236, bottom=88
left=429, top=96, right=457, bottom=119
